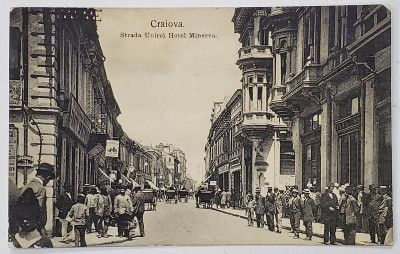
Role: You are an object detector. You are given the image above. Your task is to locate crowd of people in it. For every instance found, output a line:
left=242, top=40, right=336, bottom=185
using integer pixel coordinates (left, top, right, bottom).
left=9, top=163, right=147, bottom=248
left=243, top=183, right=393, bottom=245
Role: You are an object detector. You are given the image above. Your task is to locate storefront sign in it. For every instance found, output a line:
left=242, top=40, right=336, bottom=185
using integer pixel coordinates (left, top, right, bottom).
left=9, top=126, right=18, bottom=184
left=209, top=181, right=217, bottom=186
left=9, top=80, right=22, bottom=107
left=218, top=163, right=229, bottom=174
left=63, top=96, right=91, bottom=145
left=334, top=113, right=361, bottom=136
left=17, top=155, right=33, bottom=168
left=105, top=140, right=120, bottom=157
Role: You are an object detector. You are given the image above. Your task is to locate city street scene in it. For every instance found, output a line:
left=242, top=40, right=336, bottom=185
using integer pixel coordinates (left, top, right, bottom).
left=8, top=6, right=393, bottom=249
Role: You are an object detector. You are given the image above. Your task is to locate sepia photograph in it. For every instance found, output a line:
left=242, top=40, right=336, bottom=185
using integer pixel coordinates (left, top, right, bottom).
left=5, top=2, right=395, bottom=250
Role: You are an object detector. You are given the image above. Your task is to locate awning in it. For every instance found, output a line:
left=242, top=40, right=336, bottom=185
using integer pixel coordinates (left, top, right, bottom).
left=130, top=178, right=140, bottom=187
left=204, top=171, right=215, bottom=182
left=121, top=174, right=132, bottom=185
left=98, top=168, right=111, bottom=187
left=146, top=180, right=158, bottom=190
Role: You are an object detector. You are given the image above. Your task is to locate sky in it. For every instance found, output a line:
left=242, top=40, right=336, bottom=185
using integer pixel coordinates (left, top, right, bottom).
left=96, top=8, right=242, bottom=183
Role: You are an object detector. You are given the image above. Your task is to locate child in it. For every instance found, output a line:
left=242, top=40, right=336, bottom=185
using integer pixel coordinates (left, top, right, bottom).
left=69, top=194, right=89, bottom=247
left=246, top=194, right=255, bottom=227
left=11, top=188, right=53, bottom=248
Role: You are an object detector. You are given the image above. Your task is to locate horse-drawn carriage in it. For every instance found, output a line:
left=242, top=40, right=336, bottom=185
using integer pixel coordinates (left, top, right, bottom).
left=178, top=189, right=189, bottom=202
left=165, top=189, right=178, bottom=203
left=142, top=189, right=157, bottom=211
left=196, top=190, right=214, bottom=208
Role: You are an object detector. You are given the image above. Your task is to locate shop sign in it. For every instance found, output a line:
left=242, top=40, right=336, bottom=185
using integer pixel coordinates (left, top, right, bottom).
left=209, top=181, right=217, bottom=186
left=105, top=140, right=120, bottom=157
left=256, top=9, right=269, bottom=16
left=17, top=155, right=33, bottom=168
left=63, top=96, right=91, bottom=145
left=218, top=163, right=229, bottom=174
left=9, top=126, right=18, bottom=184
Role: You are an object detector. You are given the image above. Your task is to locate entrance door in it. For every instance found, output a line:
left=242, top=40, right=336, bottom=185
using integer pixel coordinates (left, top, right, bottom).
left=302, top=141, right=321, bottom=190
left=339, top=131, right=361, bottom=186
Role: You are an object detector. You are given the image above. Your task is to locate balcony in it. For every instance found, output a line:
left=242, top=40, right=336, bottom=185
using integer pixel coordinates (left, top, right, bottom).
left=269, top=85, right=293, bottom=120
left=237, top=45, right=273, bottom=63
left=241, top=111, right=276, bottom=139
left=282, top=64, right=320, bottom=104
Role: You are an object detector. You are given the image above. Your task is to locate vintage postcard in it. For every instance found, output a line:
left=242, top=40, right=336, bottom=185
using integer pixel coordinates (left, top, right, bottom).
left=7, top=5, right=393, bottom=249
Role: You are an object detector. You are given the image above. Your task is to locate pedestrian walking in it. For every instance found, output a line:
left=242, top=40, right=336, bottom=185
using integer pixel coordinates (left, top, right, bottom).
left=320, top=183, right=339, bottom=245
left=214, top=189, right=221, bottom=208
left=254, top=187, right=265, bottom=228
left=55, top=183, right=74, bottom=243
left=290, top=189, right=303, bottom=239
left=11, top=188, right=53, bottom=248
left=226, top=190, right=232, bottom=208
left=94, top=188, right=112, bottom=238
left=69, top=194, right=89, bottom=247
left=132, top=185, right=146, bottom=237
left=245, top=194, right=255, bottom=226
left=220, top=190, right=228, bottom=208
left=366, top=184, right=381, bottom=244
left=20, top=163, right=55, bottom=232
left=377, top=186, right=392, bottom=245
left=338, top=185, right=347, bottom=229
left=356, top=185, right=368, bottom=232
left=265, top=186, right=276, bottom=231
left=313, top=187, right=322, bottom=223
left=114, top=188, right=133, bottom=238
left=84, top=186, right=97, bottom=233
left=302, top=189, right=316, bottom=240
left=275, top=187, right=286, bottom=233
left=343, top=186, right=359, bottom=245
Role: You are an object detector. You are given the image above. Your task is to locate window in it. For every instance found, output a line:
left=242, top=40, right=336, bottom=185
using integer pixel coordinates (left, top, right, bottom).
left=249, top=87, right=253, bottom=111
left=281, top=53, right=287, bottom=84
left=9, top=27, right=21, bottom=80
left=257, top=86, right=263, bottom=110
left=248, top=77, right=253, bottom=84
left=257, top=76, right=264, bottom=83
left=304, top=112, right=321, bottom=133
left=339, top=97, right=359, bottom=118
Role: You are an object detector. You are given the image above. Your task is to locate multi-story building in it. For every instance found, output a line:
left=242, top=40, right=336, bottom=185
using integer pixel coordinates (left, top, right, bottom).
left=263, top=5, right=391, bottom=190
left=232, top=8, right=296, bottom=195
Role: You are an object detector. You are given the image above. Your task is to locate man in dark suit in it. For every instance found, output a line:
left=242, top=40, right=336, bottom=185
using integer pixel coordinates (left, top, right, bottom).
left=254, top=187, right=265, bottom=228
left=302, top=189, right=316, bottom=240
left=366, top=184, right=382, bottom=243
left=55, top=183, right=74, bottom=243
left=320, top=183, right=339, bottom=245
left=265, top=186, right=276, bottom=231
left=133, top=185, right=146, bottom=237
left=290, top=188, right=303, bottom=239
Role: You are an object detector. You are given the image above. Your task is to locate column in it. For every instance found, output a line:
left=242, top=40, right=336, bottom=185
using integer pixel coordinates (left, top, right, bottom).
left=253, top=85, right=257, bottom=111
left=274, top=133, right=281, bottom=187
left=292, top=117, right=303, bottom=188
left=363, top=75, right=378, bottom=187
left=276, top=53, right=282, bottom=86
left=263, top=84, right=267, bottom=112
left=254, top=16, right=261, bottom=46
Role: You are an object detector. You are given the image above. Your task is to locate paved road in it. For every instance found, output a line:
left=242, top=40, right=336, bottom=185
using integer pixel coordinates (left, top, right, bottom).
left=98, top=199, right=325, bottom=246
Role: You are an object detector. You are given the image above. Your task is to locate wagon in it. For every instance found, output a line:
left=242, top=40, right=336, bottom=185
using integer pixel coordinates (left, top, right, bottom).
left=197, top=190, right=214, bottom=208
left=165, top=190, right=178, bottom=203
left=178, top=190, right=189, bottom=202
left=142, top=189, right=157, bottom=211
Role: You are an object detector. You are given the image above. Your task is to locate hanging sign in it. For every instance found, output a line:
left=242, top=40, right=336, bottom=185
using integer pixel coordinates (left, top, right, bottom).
left=9, top=126, right=18, bottom=184
left=105, top=140, right=119, bottom=157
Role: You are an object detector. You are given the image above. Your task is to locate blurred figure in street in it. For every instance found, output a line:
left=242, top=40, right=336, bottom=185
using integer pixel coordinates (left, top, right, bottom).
left=245, top=194, right=255, bottom=226
left=366, top=184, right=381, bottom=244
left=20, top=163, right=55, bottom=233
left=290, top=189, right=302, bottom=239
left=343, top=186, right=359, bottom=245
left=214, top=189, right=221, bottom=208
left=333, top=183, right=340, bottom=201
left=84, top=186, right=97, bottom=233
left=356, top=185, right=368, bottom=233
left=320, top=183, right=339, bottom=245
left=254, top=187, right=265, bottom=228
left=226, top=189, right=232, bottom=208
left=94, top=187, right=112, bottom=238
left=265, top=186, right=276, bottom=231
left=132, top=185, right=146, bottom=237
left=55, top=183, right=74, bottom=243
left=69, top=194, right=89, bottom=247
left=302, top=189, right=316, bottom=240
left=11, top=188, right=53, bottom=248
left=338, top=186, right=347, bottom=230
left=275, top=187, right=286, bottom=233
left=114, top=188, right=133, bottom=238
left=220, top=189, right=228, bottom=209
left=377, top=186, right=392, bottom=245
left=313, top=186, right=322, bottom=223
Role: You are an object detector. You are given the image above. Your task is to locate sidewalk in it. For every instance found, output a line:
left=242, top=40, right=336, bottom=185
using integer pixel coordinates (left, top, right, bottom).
left=52, top=226, right=131, bottom=248
left=212, top=206, right=374, bottom=246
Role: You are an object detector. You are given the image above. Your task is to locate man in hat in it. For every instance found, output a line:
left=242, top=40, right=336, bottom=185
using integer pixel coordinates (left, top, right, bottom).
left=302, top=189, right=316, bottom=240
left=254, top=187, right=265, bottom=228
left=20, top=162, right=55, bottom=232
left=366, top=184, right=382, bottom=243
left=114, top=188, right=133, bottom=237
left=84, top=186, right=98, bottom=233
left=320, top=183, right=339, bottom=244
left=274, top=187, right=285, bottom=233
left=265, top=186, right=276, bottom=231
left=55, top=183, right=74, bottom=243
left=377, top=186, right=392, bottom=245
left=356, top=185, right=368, bottom=233
left=290, top=188, right=303, bottom=238
left=132, top=185, right=146, bottom=237
left=343, top=186, right=359, bottom=245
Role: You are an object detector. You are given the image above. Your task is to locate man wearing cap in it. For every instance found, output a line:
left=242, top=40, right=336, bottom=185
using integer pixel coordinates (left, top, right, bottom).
left=20, top=162, right=55, bottom=231
left=265, top=186, right=276, bottom=231
left=114, top=188, right=133, bottom=237
left=84, top=186, right=98, bottom=233
left=343, top=186, right=359, bottom=245
left=132, top=185, right=146, bottom=237
left=274, top=187, right=285, bottom=233
left=302, top=189, right=316, bottom=240
left=254, top=187, right=265, bottom=228
left=55, top=183, right=74, bottom=243
left=320, top=183, right=339, bottom=245
left=356, top=185, right=368, bottom=233
left=290, top=188, right=303, bottom=238
left=366, top=184, right=382, bottom=243
left=377, top=186, right=392, bottom=245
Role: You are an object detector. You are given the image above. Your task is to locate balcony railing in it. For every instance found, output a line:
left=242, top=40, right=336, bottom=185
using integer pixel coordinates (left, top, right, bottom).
left=285, top=64, right=320, bottom=94
left=242, top=111, right=274, bottom=126
left=361, top=5, right=390, bottom=37
left=238, top=45, right=273, bottom=61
